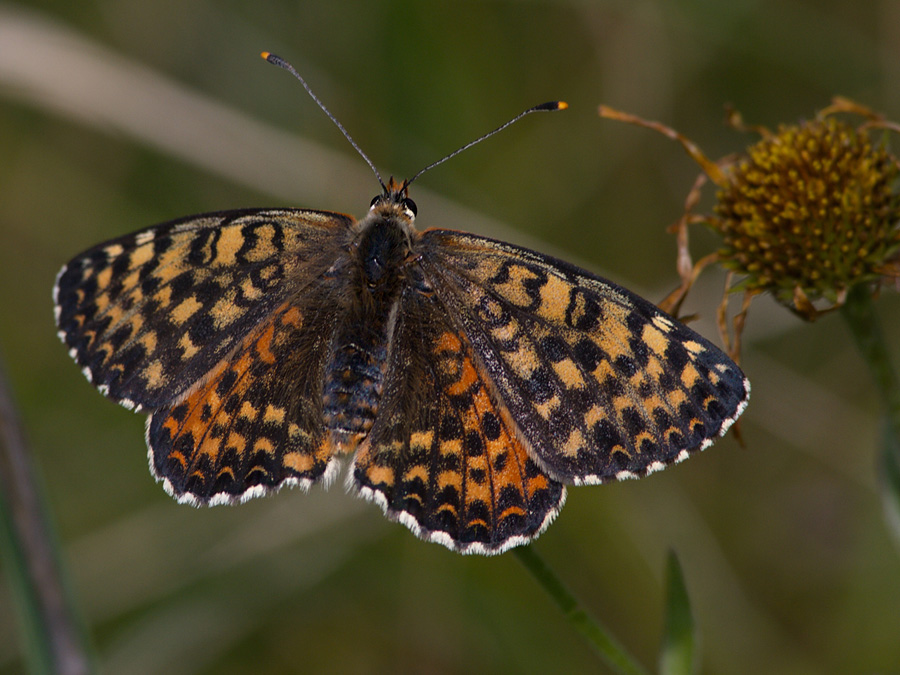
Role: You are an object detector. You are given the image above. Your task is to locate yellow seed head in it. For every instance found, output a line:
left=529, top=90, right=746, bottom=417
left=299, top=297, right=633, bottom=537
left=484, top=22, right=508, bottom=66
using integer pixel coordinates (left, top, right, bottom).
left=710, top=117, right=900, bottom=311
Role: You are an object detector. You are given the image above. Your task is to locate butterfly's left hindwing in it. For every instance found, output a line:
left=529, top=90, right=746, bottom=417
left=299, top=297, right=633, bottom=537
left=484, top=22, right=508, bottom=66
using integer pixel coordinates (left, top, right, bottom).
left=55, top=208, right=356, bottom=503
left=147, top=295, right=342, bottom=504
left=418, top=230, right=750, bottom=485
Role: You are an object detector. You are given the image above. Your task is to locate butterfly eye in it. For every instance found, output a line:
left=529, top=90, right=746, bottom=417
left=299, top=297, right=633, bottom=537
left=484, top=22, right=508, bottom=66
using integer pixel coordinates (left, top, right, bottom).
left=369, top=195, right=382, bottom=209
left=402, top=198, right=417, bottom=217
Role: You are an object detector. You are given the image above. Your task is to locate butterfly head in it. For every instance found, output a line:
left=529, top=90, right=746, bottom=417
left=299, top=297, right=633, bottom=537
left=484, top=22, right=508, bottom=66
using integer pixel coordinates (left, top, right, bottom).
left=355, top=177, right=420, bottom=289
left=369, top=177, right=417, bottom=223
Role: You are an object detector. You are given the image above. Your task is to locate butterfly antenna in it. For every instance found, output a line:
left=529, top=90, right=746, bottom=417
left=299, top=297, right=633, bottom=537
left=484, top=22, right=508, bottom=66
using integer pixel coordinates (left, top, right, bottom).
left=406, top=100, right=568, bottom=187
left=262, top=52, right=387, bottom=192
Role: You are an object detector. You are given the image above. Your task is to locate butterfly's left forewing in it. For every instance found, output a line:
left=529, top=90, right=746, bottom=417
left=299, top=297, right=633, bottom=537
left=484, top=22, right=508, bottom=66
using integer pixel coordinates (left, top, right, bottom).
left=54, top=208, right=351, bottom=410
left=418, top=230, right=749, bottom=485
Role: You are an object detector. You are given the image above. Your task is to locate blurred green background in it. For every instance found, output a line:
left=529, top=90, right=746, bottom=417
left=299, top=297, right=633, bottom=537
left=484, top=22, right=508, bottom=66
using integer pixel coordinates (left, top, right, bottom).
left=2, top=1, right=900, bottom=673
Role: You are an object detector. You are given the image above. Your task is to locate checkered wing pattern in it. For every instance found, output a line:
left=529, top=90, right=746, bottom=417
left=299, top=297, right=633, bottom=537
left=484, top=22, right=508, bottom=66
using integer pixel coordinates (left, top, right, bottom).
left=352, top=287, right=565, bottom=554
left=54, top=209, right=351, bottom=411
left=55, top=208, right=353, bottom=501
left=417, top=230, right=750, bottom=485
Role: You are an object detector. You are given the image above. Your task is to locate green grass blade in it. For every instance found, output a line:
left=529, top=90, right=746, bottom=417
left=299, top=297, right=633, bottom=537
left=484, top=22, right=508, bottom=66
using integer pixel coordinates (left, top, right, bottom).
left=513, top=545, right=650, bottom=675
left=0, top=357, right=94, bottom=674
left=659, top=550, right=696, bottom=675
left=879, top=418, right=900, bottom=551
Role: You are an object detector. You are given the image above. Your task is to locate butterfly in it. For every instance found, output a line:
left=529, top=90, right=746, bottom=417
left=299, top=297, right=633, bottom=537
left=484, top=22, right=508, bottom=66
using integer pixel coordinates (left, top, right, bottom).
left=53, top=53, right=749, bottom=555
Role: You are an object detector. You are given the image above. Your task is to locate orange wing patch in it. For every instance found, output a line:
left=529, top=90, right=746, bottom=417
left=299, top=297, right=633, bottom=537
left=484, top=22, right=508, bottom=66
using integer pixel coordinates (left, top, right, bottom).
left=147, top=301, right=331, bottom=504
left=353, top=318, right=564, bottom=554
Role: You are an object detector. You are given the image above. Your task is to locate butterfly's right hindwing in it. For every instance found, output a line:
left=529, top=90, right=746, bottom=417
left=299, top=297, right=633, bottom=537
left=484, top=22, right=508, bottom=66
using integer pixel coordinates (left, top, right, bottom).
left=351, top=285, right=565, bottom=554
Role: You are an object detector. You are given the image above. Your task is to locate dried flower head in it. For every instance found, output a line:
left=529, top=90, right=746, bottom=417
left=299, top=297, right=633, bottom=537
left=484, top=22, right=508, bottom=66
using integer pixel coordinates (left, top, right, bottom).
left=600, top=99, right=900, bottom=337
left=712, top=114, right=900, bottom=312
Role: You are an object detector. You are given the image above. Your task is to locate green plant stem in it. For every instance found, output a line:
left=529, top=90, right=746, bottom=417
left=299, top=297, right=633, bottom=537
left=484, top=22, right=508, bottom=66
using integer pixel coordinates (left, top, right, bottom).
left=840, top=284, right=900, bottom=442
left=0, top=356, right=93, bottom=674
left=513, top=545, right=650, bottom=675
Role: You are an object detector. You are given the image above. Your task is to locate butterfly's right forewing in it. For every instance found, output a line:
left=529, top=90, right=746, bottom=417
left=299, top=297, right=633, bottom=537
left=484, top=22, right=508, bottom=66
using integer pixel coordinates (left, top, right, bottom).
left=419, top=230, right=749, bottom=485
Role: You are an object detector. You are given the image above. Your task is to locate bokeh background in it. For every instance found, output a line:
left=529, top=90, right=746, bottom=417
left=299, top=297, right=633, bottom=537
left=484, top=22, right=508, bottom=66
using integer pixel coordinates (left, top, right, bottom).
left=2, top=1, right=900, bottom=673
